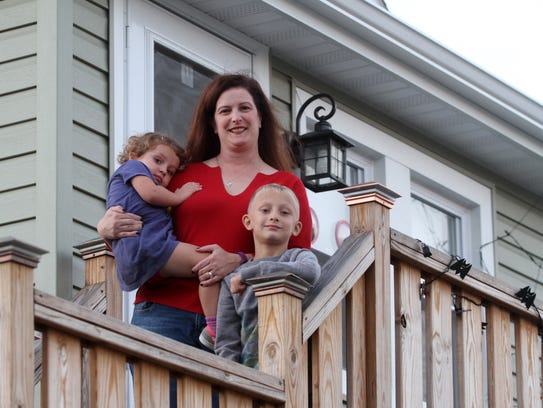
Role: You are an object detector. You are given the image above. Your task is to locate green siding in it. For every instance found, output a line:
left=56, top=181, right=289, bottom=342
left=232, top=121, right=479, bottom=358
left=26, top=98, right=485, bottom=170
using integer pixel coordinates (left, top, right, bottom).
left=73, top=123, right=108, bottom=167
left=73, top=58, right=109, bottom=102
left=0, top=0, right=36, bottom=30
left=0, top=24, right=36, bottom=61
left=74, top=0, right=108, bottom=41
left=0, top=1, right=38, bottom=245
left=495, top=188, right=543, bottom=298
left=0, top=188, right=36, bottom=226
left=0, top=56, right=36, bottom=94
left=0, top=0, right=110, bottom=297
left=0, top=121, right=36, bottom=158
left=0, top=89, right=36, bottom=125
left=71, top=0, right=110, bottom=292
left=0, top=154, right=36, bottom=191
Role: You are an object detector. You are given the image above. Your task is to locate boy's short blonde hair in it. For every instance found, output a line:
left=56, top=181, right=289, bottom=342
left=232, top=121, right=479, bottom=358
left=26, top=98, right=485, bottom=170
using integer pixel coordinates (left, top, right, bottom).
left=249, top=184, right=300, bottom=218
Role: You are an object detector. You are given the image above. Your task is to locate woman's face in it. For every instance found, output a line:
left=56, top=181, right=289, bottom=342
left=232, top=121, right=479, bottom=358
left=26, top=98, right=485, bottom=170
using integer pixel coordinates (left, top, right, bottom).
left=214, top=87, right=262, bottom=151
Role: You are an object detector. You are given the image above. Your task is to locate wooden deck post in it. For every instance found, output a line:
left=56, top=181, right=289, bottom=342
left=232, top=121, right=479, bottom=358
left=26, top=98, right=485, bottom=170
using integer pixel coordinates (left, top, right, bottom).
left=0, top=237, right=47, bottom=407
left=339, top=182, right=399, bottom=408
left=76, top=238, right=122, bottom=319
left=250, top=273, right=312, bottom=408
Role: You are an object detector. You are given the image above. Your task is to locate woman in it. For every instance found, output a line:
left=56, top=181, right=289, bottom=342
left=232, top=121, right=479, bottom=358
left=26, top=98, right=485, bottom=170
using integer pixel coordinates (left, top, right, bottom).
left=98, top=74, right=312, bottom=350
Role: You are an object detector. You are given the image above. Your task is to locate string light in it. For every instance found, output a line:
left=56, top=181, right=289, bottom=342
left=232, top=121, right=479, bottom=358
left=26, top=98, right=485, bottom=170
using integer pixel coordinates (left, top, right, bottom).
left=417, top=239, right=432, bottom=258
left=516, top=286, right=537, bottom=309
left=419, top=254, right=472, bottom=298
left=515, top=286, right=543, bottom=334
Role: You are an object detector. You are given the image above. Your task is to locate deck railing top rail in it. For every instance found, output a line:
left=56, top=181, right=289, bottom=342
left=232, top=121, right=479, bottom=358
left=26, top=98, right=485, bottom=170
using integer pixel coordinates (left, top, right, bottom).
left=391, top=228, right=543, bottom=323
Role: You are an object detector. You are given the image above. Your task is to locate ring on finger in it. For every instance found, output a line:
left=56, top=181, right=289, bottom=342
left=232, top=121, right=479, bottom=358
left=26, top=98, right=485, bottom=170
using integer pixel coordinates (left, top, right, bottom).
left=208, top=271, right=213, bottom=279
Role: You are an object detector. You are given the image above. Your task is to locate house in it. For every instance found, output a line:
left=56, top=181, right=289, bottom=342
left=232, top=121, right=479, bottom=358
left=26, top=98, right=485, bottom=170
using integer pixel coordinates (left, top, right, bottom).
left=2, top=0, right=541, bottom=302
left=2, top=1, right=543, bottom=405
left=2, top=0, right=543, bottom=347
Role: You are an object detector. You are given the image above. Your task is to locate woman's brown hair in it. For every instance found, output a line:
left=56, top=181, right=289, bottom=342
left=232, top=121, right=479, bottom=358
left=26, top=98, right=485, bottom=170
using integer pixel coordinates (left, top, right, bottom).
left=185, top=74, right=296, bottom=171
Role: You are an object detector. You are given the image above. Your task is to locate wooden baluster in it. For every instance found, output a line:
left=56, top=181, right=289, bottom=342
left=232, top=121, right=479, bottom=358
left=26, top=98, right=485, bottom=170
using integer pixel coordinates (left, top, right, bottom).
left=41, top=329, right=82, bottom=406
left=455, top=291, right=484, bottom=407
left=346, top=274, right=367, bottom=408
left=486, top=304, right=513, bottom=406
left=393, top=261, right=423, bottom=408
left=0, top=237, right=47, bottom=406
left=312, top=304, right=343, bottom=407
left=339, top=182, right=399, bottom=408
left=425, top=279, right=453, bottom=408
left=133, top=361, right=170, bottom=407
left=514, top=316, right=540, bottom=407
left=76, top=238, right=122, bottom=319
left=87, top=346, right=127, bottom=408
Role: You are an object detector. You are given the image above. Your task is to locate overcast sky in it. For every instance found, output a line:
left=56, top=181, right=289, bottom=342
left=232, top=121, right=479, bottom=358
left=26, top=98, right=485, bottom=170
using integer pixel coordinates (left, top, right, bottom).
left=385, top=0, right=543, bottom=105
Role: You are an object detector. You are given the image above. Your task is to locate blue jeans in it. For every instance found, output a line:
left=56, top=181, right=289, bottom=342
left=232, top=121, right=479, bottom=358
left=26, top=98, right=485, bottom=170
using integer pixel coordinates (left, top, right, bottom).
left=131, top=301, right=207, bottom=347
left=131, top=301, right=210, bottom=407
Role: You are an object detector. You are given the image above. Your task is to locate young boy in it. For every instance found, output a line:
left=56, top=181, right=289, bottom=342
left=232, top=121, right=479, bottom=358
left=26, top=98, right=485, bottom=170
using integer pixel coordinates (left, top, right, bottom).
left=215, top=183, right=321, bottom=368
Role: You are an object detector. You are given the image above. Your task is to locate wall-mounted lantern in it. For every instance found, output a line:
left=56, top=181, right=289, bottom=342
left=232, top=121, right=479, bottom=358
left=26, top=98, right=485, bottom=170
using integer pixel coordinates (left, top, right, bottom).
left=295, top=93, right=353, bottom=192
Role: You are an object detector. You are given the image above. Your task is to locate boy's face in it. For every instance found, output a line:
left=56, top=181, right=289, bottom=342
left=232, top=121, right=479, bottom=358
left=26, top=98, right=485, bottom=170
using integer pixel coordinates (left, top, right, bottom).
left=243, top=189, right=302, bottom=245
left=137, top=144, right=180, bottom=187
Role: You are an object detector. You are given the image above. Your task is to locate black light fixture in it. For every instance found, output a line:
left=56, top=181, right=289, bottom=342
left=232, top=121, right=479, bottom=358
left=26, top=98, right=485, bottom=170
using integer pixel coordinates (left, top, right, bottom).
left=294, top=93, right=353, bottom=192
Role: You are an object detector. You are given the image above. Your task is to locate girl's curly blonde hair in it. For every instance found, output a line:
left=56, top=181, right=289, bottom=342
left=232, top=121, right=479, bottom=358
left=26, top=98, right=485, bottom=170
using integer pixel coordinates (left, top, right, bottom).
left=117, top=132, right=188, bottom=171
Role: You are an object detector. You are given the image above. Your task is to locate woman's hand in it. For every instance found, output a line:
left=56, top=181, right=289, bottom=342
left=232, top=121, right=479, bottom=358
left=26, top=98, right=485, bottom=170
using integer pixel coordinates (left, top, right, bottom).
left=194, top=244, right=242, bottom=286
left=97, top=206, right=142, bottom=240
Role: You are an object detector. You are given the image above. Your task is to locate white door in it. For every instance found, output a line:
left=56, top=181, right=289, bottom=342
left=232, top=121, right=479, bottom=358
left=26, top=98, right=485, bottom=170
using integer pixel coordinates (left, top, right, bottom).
left=115, top=0, right=254, bottom=322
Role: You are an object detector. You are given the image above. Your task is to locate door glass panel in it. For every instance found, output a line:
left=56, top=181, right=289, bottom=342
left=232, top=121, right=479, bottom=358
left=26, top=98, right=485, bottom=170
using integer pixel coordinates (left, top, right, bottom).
left=127, top=0, right=252, bottom=146
left=154, top=43, right=215, bottom=145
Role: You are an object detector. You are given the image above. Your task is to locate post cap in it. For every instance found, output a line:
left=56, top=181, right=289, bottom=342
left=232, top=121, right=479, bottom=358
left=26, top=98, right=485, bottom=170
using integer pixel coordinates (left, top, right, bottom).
left=338, top=182, right=400, bottom=208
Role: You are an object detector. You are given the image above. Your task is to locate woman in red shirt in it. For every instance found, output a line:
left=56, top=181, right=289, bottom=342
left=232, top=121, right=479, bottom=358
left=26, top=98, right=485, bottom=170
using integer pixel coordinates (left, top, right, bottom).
left=98, top=74, right=312, bottom=350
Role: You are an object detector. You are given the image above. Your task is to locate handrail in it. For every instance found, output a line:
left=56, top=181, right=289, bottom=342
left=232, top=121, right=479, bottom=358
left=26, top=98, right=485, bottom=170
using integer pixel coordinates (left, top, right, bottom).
left=34, top=281, right=107, bottom=385
left=71, top=281, right=107, bottom=313
left=302, top=231, right=374, bottom=342
left=33, top=289, right=285, bottom=403
left=391, top=228, right=543, bottom=322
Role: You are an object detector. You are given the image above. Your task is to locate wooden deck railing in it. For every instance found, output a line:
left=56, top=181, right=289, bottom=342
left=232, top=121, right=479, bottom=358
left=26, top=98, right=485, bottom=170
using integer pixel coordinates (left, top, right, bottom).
left=1, top=182, right=542, bottom=407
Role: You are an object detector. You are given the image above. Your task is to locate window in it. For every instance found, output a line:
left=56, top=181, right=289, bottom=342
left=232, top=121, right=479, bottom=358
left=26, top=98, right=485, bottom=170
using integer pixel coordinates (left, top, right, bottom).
left=154, top=44, right=214, bottom=145
left=410, top=179, right=474, bottom=259
left=271, top=70, right=293, bottom=131
left=411, top=194, right=461, bottom=255
left=122, top=0, right=253, bottom=151
left=346, top=161, right=365, bottom=186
